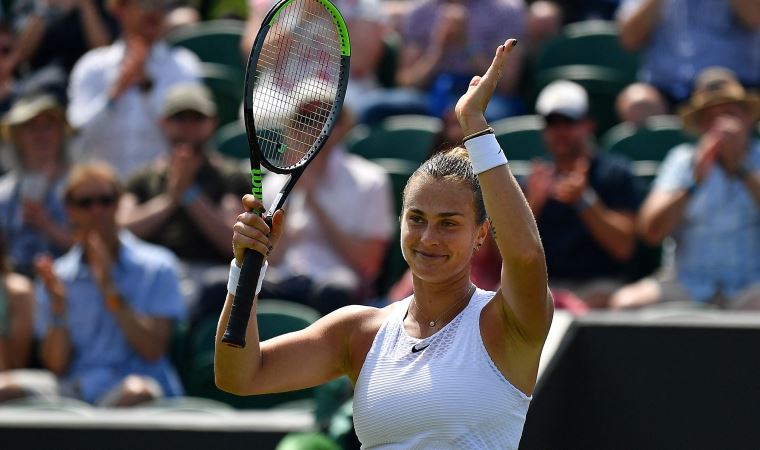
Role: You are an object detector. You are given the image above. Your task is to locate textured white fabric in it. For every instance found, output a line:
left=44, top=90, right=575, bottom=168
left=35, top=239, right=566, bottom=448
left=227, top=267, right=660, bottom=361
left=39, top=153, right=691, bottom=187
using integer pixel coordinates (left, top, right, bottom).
left=67, top=40, right=202, bottom=180
left=353, top=288, right=531, bottom=449
left=464, top=133, right=508, bottom=175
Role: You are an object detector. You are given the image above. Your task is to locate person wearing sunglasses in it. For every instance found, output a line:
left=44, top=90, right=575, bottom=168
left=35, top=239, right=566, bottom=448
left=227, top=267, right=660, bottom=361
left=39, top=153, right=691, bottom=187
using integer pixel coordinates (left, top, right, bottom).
left=524, top=80, right=642, bottom=309
left=0, top=162, right=186, bottom=406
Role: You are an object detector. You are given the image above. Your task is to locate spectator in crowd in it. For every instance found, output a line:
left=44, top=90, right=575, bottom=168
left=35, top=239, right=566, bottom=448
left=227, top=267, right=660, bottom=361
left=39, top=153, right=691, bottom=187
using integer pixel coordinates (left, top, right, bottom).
left=0, top=162, right=185, bottom=406
left=0, top=232, right=34, bottom=379
left=118, top=83, right=248, bottom=304
left=7, top=0, right=117, bottom=100
left=610, top=67, right=760, bottom=310
left=163, top=5, right=201, bottom=35
left=395, top=0, right=526, bottom=120
left=0, top=92, right=72, bottom=278
left=525, top=80, right=641, bottom=308
left=259, top=104, right=395, bottom=315
left=67, top=0, right=202, bottom=180
left=517, top=0, right=563, bottom=102
left=615, top=82, right=668, bottom=128
left=617, top=0, right=760, bottom=107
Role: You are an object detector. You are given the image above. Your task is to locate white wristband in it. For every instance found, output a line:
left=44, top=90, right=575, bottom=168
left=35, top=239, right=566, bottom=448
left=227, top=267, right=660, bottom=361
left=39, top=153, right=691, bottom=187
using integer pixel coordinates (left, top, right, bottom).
left=463, top=133, right=508, bottom=174
left=227, top=259, right=268, bottom=297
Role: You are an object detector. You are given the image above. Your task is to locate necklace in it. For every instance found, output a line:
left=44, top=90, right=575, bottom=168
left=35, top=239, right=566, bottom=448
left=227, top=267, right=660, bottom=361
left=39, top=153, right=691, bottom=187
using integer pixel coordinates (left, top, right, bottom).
left=411, top=284, right=475, bottom=328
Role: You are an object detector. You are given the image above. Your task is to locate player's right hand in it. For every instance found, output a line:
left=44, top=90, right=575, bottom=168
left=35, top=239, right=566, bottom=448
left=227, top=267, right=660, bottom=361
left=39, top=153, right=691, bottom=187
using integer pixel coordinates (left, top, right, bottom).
left=232, top=195, right=285, bottom=266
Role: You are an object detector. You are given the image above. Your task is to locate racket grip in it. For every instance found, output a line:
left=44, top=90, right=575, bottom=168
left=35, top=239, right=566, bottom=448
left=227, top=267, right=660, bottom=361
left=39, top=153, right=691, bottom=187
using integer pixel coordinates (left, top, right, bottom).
left=221, top=250, right=266, bottom=348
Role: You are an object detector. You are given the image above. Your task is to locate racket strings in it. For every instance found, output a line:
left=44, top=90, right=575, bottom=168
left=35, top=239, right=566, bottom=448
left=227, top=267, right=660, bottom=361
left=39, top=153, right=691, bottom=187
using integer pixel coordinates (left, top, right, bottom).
left=252, top=0, right=342, bottom=169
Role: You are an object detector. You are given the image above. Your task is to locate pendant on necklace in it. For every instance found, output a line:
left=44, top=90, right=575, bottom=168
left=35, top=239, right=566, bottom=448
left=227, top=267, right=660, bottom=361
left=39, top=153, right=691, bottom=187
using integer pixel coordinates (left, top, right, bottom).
left=429, top=321, right=436, bottom=327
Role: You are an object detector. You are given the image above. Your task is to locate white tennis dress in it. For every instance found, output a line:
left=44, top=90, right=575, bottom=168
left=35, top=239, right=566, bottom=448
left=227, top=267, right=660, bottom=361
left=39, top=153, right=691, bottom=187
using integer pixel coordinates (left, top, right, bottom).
left=353, top=288, right=531, bottom=449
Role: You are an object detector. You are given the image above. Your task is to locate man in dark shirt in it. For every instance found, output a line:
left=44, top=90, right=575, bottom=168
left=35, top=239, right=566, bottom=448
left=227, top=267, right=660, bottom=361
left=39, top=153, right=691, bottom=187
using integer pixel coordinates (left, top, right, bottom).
left=118, top=83, right=248, bottom=303
left=525, top=80, right=642, bottom=308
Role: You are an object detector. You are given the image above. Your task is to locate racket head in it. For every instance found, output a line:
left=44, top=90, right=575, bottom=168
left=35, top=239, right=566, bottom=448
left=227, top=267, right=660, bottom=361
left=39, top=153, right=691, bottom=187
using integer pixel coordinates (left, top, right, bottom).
left=243, top=0, right=351, bottom=176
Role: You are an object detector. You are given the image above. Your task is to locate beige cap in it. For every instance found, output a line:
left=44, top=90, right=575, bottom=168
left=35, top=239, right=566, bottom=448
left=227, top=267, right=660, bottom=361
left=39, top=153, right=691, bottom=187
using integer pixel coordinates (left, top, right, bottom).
left=4, top=94, right=66, bottom=126
left=161, top=83, right=217, bottom=118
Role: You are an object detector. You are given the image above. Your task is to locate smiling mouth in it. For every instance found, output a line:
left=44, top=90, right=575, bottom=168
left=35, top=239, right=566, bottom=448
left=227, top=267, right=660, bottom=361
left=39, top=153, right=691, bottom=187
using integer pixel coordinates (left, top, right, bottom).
left=415, top=250, right=447, bottom=259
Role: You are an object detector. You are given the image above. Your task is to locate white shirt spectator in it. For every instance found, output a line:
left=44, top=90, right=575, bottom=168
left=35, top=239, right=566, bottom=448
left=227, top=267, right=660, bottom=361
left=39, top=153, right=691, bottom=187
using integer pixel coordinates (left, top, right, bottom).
left=262, top=146, right=395, bottom=282
left=67, top=40, right=202, bottom=180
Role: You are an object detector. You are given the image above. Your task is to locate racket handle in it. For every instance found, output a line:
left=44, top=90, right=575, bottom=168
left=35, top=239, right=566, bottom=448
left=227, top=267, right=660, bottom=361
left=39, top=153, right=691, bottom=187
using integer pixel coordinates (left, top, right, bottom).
left=221, top=250, right=266, bottom=348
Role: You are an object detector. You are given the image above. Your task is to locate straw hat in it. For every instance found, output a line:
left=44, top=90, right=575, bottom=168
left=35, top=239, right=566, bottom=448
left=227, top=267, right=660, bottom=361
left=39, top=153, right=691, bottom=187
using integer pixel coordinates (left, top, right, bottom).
left=679, top=67, right=760, bottom=133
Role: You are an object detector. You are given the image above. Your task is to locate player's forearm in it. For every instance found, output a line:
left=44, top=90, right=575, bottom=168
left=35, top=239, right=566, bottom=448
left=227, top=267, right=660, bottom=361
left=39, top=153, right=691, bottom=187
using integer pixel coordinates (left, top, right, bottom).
left=618, top=0, right=662, bottom=50
left=79, top=0, right=112, bottom=49
left=215, top=292, right=264, bottom=395
left=579, top=206, right=636, bottom=262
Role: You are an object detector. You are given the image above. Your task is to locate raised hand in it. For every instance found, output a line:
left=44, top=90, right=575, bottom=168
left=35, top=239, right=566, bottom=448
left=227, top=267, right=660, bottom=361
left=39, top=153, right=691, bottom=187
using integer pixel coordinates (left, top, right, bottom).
left=232, top=195, right=285, bottom=265
left=454, top=38, right=517, bottom=135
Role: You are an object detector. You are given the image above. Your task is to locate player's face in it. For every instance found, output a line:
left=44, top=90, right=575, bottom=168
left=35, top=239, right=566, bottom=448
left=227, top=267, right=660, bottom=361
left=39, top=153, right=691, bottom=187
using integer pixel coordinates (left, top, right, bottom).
left=401, top=177, right=483, bottom=283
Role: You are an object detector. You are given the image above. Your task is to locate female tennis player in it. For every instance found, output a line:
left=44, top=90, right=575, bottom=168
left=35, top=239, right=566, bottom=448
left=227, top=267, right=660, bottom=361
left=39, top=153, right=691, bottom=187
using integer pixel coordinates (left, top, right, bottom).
left=215, top=38, right=553, bottom=449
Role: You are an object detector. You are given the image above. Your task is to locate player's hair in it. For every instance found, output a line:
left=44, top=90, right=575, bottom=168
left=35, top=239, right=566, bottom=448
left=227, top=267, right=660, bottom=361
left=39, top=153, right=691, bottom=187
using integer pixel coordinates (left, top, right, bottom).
left=63, top=162, right=123, bottom=203
left=403, top=146, right=487, bottom=224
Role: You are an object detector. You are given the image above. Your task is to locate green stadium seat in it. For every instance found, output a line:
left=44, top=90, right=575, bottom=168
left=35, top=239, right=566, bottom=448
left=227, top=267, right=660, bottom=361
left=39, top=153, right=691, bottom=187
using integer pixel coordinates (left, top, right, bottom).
left=602, top=115, right=693, bottom=183
left=201, top=63, right=243, bottom=127
left=182, top=300, right=321, bottom=410
left=534, top=64, right=631, bottom=135
left=492, top=115, right=549, bottom=177
left=535, top=20, right=639, bottom=80
left=167, top=20, right=247, bottom=73
left=214, top=120, right=248, bottom=159
left=345, top=115, right=442, bottom=164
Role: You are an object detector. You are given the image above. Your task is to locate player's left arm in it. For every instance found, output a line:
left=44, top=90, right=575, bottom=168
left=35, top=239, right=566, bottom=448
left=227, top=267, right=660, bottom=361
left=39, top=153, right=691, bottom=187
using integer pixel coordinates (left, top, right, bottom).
left=457, top=40, right=552, bottom=343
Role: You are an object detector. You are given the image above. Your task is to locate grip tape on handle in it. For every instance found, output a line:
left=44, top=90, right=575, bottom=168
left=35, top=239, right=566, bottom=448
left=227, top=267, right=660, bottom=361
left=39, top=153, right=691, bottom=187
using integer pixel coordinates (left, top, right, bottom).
left=221, top=250, right=266, bottom=348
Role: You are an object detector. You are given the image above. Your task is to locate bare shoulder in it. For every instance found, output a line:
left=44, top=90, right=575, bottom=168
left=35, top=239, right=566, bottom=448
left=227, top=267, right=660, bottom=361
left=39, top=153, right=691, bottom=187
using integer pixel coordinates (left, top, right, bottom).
left=328, top=302, right=402, bottom=382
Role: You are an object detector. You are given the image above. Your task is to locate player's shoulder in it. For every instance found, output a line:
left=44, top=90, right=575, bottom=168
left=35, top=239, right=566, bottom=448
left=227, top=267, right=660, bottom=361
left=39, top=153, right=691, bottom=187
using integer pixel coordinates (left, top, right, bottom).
left=325, top=302, right=400, bottom=337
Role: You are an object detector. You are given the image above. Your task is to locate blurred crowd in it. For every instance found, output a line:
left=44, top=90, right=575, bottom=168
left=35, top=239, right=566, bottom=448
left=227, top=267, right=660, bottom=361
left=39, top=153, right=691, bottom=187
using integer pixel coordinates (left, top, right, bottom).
left=0, top=0, right=758, bottom=430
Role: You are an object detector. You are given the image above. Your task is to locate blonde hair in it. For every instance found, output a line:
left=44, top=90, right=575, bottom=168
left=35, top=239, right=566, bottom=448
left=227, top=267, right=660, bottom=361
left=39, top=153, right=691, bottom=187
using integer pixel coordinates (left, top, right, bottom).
left=63, top=162, right=123, bottom=203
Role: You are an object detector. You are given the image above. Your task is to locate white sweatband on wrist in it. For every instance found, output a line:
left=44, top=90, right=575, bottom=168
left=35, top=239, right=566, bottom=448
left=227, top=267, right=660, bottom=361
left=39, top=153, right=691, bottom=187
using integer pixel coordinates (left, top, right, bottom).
left=463, top=133, right=508, bottom=175
left=227, top=259, right=268, bottom=297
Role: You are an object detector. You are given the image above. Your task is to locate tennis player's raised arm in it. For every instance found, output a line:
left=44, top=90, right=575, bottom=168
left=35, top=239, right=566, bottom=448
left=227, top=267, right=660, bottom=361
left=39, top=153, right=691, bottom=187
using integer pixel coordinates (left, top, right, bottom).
left=215, top=195, right=355, bottom=395
left=456, top=40, right=552, bottom=343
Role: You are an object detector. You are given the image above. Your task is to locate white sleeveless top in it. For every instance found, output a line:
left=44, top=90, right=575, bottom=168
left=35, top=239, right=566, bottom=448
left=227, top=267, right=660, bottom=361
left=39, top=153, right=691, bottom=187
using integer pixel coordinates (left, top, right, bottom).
left=353, top=288, right=531, bottom=449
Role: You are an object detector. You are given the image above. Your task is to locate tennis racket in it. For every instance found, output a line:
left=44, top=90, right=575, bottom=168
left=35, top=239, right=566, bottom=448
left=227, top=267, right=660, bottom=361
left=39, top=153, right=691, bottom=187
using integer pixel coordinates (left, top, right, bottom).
left=222, top=0, right=350, bottom=348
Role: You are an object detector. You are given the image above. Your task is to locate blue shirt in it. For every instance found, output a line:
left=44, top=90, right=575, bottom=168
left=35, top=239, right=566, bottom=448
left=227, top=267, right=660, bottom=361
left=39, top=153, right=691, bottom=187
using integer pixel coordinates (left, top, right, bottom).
left=653, top=139, right=760, bottom=302
left=35, top=231, right=186, bottom=403
left=0, top=170, right=68, bottom=275
left=617, top=0, right=760, bottom=101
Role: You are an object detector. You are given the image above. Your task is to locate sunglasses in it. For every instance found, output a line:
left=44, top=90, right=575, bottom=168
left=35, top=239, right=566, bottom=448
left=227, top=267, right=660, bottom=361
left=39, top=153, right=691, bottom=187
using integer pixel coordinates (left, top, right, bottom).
left=544, top=114, right=582, bottom=127
left=68, top=194, right=117, bottom=209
